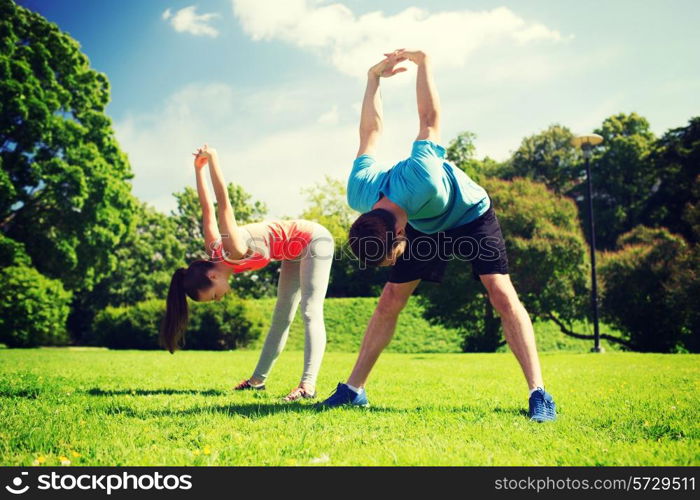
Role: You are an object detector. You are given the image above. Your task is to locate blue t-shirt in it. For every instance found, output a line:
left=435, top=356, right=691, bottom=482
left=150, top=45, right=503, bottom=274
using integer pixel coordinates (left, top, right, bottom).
left=347, top=140, right=490, bottom=234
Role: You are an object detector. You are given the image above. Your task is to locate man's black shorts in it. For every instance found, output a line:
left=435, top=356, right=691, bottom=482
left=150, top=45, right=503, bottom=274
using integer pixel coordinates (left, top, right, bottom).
left=387, top=202, right=509, bottom=284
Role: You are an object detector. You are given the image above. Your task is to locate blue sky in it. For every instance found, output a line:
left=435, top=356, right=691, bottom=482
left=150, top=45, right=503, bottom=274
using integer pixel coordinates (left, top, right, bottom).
left=18, top=0, right=700, bottom=217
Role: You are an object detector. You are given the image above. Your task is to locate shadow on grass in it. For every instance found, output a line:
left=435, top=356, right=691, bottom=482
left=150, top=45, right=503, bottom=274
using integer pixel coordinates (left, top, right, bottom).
left=98, top=400, right=530, bottom=419
left=101, top=402, right=408, bottom=418
left=86, top=388, right=228, bottom=397
left=493, top=407, right=529, bottom=417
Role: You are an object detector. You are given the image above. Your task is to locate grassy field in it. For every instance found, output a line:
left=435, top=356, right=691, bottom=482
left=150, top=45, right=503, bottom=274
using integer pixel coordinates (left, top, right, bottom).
left=1, top=349, right=697, bottom=466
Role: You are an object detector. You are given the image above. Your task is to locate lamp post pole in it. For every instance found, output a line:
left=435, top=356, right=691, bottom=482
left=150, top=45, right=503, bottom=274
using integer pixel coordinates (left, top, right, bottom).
left=572, top=134, right=604, bottom=353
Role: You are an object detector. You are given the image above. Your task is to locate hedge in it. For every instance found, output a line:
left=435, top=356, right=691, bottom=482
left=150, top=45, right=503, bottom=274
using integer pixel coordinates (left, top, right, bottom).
left=91, top=296, right=262, bottom=350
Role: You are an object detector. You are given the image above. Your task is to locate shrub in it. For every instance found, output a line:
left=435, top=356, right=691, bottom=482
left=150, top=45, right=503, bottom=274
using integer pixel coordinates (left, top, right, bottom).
left=600, top=226, right=699, bottom=352
left=91, top=296, right=262, bottom=350
left=0, top=265, right=72, bottom=347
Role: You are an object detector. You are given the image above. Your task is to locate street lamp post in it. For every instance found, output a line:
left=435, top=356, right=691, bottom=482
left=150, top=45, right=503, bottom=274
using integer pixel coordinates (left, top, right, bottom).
left=571, top=134, right=604, bottom=353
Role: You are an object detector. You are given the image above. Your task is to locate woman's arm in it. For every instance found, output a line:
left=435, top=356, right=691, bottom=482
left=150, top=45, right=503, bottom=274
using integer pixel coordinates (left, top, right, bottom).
left=194, top=145, right=249, bottom=260
left=193, top=156, right=221, bottom=254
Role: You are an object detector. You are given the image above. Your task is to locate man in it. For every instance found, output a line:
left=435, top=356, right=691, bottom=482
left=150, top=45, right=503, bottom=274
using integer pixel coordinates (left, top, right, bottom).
left=319, top=49, right=556, bottom=422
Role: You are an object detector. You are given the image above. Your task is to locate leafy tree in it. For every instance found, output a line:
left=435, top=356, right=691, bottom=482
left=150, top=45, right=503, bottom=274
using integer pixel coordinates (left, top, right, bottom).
left=502, top=125, right=581, bottom=194
left=300, top=176, right=355, bottom=243
left=172, top=183, right=267, bottom=261
left=643, top=117, right=700, bottom=243
left=0, top=265, right=72, bottom=347
left=300, top=176, right=386, bottom=297
left=0, top=232, right=30, bottom=267
left=419, top=178, right=593, bottom=351
left=0, top=0, right=136, bottom=291
left=171, top=183, right=276, bottom=298
left=67, top=202, right=189, bottom=341
left=574, top=113, right=658, bottom=249
left=446, top=131, right=503, bottom=183
left=600, top=226, right=698, bottom=352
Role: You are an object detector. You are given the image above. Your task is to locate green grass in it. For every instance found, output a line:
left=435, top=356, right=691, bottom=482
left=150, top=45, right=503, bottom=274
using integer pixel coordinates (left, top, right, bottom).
left=1, top=349, right=697, bottom=466
left=245, top=297, right=623, bottom=353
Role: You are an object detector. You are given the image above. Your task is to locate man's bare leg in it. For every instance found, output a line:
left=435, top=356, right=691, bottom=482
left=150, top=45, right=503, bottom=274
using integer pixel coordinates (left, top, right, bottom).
left=479, top=273, right=544, bottom=390
left=346, top=280, right=420, bottom=388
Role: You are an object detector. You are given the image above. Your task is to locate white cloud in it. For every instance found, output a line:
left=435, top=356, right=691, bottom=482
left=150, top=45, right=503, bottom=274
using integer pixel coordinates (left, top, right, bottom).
left=114, top=83, right=376, bottom=218
left=163, top=5, right=220, bottom=37
left=232, top=1, right=568, bottom=76
left=317, top=104, right=339, bottom=124
left=115, top=83, right=238, bottom=214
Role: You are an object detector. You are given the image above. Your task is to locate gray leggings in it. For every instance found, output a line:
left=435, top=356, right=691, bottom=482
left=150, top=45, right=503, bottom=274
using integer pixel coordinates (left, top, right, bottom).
left=251, top=225, right=333, bottom=386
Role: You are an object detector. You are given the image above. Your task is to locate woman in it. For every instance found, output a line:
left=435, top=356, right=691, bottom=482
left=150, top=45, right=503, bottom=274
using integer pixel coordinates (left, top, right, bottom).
left=161, top=145, right=334, bottom=401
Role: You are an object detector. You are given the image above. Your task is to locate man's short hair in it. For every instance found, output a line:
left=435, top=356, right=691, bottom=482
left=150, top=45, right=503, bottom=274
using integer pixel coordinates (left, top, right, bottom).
left=348, top=208, right=397, bottom=266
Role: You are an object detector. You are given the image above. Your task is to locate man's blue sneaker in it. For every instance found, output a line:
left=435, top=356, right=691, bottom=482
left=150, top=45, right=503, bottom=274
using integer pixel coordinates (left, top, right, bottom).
left=529, top=387, right=556, bottom=422
left=317, top=383, right=369, bottom=408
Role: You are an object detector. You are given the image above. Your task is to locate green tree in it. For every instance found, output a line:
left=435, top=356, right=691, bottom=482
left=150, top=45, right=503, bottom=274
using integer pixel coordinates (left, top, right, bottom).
left=502, top=125, right=581, bottom=194
left=0, top=265, right=72, bottom=347
left=419, top=178, right=593, bottom=351
left=576, top=113, right=658, bottom=249
left=600, top=226, right=698, bottom=352
left=643, top=117, right=700, bottom=243
left=172, top=183, right=267, bottom=261
left=300, top=177, right=386, bottom=297
left=300, top=176, right=355, bottom=243
left=171, top=183, right=276, bottom=298
left=446, top=131, right=503, bottom=183
left=68, top=202, right=188, bottom=342
left=0, top=0, right=136, bottom=291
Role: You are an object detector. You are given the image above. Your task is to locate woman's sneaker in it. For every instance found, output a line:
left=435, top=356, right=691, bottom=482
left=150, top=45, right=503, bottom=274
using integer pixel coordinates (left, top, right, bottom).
left=528, top=387, right=556, bottom=422
left=233, top=379, right=265, bottom=391
left=318, top=383, right=369, bottom=408
left=283, top=386, right=316, bottom=402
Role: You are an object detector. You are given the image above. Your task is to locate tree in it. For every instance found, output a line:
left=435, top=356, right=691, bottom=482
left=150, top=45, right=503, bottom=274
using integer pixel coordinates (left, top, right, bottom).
left=446, top=131, right=503, bottom=183
left=0, top=0, right=136, bottom=292
left=67, top=202, right=189, bottom=341
left=300, top=176, right=387, bottom=297
left=419, top=178, right=592, bottom=351
left=502, top=125, right=581, bottom=194
left=172, top=183, right=267, bottom=261
left=171, top=183, right=277, bottom=298
left=643, top=117, right=700, bottom=243
left=600, top=226, right=698, bottom=352
left=0, top=265, right=72, bottom=347
left=575, top=113, right=658, bottom=249
left=300, top=176, right=355, bottom=243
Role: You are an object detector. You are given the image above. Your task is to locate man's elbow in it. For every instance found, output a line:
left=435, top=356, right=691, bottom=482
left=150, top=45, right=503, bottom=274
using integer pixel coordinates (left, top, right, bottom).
left=360, top=123, right=382, bottom=138
left=419, top=110, right=440, bottom=129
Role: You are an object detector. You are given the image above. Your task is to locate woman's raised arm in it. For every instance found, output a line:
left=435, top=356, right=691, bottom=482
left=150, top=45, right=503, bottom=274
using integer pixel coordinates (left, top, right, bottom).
left=193, top=151, right=221, bottom=254
left=194, top=145, right=249, bottom=260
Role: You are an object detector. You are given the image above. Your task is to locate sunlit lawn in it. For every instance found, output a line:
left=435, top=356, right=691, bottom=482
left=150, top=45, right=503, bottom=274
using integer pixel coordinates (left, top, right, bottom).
left=0, top=349, right=697, bottom=466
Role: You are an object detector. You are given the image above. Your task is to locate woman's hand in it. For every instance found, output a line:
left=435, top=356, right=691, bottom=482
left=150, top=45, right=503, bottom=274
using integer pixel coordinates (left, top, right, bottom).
left=192, top=144, right=217, bottom=169
left=368, top=50, right=407, bottom=78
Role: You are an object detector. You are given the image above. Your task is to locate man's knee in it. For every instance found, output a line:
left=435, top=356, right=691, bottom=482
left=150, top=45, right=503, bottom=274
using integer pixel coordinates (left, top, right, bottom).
left=376, top=283, right=411, bottom=317
left=484, top=279, right=520, bottom=315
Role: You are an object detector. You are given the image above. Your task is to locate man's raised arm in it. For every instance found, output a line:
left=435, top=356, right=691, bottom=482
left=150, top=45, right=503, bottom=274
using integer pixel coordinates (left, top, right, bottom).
left=357, top=51, right=408, bottom=158
left=397, top=50, right=441, bottom=143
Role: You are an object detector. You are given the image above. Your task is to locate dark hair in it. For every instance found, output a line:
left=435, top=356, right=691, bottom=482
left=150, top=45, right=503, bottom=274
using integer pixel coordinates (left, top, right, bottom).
left=160, top=260, right=216, bottom=353
left=348, top=208, right=398, bottom=267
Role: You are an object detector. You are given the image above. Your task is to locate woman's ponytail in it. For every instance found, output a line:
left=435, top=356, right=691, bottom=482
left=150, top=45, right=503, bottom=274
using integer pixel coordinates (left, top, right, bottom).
left=160, top=267, right=189, bottom=353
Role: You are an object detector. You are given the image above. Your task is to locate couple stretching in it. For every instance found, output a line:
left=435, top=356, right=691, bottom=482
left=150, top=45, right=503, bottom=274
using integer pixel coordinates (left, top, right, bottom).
left=163, top=49, right=556, bottom=421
